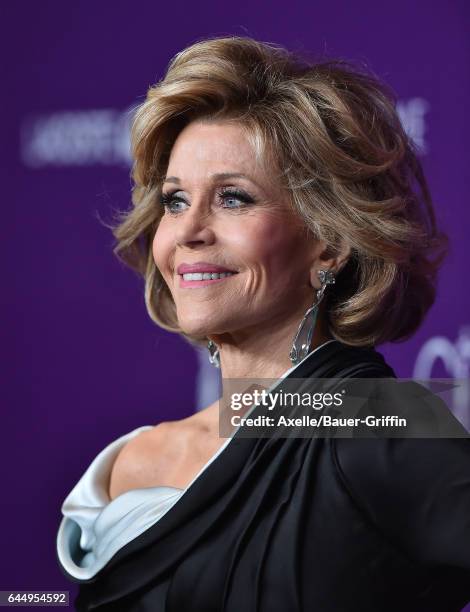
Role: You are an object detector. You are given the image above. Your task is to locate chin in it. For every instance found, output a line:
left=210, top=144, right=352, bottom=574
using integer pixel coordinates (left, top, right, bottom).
left=177, top=318, right=219, bottom=338
left=177, top=315, right=234, bottom=339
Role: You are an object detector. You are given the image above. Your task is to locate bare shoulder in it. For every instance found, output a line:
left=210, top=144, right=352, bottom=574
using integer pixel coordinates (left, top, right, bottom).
left=108, top=422, right=175, bottom=499
left=108, top=418, right=206, bottom=501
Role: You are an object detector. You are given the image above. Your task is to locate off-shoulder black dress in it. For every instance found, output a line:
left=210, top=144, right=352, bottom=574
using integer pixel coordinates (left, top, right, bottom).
left=57, top=340, right=470, bottom=611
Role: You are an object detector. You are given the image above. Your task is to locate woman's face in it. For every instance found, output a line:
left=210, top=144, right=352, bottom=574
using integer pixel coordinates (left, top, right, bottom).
left=153, top=119, right=324, bottom=340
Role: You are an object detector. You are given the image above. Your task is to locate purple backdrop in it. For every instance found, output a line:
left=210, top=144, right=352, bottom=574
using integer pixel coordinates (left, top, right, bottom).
left=2, top=1, right=469, bottom=608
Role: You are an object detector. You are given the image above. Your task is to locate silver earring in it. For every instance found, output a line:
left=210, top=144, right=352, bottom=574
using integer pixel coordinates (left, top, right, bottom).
left=207, top=340, right=221, bottom=368
left=289, top=269, right=336, bottom=365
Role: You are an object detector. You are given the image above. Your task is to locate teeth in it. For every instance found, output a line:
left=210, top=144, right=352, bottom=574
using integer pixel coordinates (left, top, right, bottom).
left=182, top=272, right=235, bottom=281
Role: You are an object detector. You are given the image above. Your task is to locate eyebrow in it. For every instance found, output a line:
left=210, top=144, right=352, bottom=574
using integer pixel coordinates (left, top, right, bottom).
left=163, top=172, right=255, bottom=185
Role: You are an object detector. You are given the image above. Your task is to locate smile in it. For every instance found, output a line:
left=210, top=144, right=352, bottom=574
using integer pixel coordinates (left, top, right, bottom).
left=179, top=271, right=238, bottom=287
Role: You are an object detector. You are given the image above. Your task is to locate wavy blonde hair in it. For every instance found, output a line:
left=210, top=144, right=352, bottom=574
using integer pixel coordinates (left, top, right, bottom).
left=111, top=35, right=447, bottom=348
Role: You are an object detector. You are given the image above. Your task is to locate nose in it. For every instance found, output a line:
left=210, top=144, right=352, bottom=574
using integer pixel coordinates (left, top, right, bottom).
left=174, top=200, right=215, bottom=248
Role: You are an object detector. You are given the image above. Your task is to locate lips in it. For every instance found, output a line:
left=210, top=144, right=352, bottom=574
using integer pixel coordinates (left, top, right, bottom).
left=177, top=262, right=237, bottom=275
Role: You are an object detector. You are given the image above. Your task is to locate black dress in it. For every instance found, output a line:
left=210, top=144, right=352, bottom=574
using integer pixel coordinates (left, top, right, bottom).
left=58, top=340, right=470, bottom=611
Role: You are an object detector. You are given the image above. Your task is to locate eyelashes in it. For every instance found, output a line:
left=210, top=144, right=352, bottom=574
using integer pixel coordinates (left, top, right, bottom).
left=159, top=187, right=256, bottom=215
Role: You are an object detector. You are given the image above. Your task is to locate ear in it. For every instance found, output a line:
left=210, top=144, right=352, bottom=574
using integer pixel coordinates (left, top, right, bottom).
left=309, top=240, right=351, bottom=288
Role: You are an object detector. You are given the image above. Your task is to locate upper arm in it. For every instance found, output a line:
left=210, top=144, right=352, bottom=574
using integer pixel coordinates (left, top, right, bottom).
left=333, top=435, right=470, bottom=570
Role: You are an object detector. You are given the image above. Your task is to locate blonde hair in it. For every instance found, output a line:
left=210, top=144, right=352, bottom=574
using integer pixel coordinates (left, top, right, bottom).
left=111, top=35, right=447, bottom=347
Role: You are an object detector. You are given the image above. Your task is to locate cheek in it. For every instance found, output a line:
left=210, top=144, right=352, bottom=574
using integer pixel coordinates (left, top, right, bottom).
left=237, top=214, right=304, bottom=276
left=152, top=223, right=172, bottom=276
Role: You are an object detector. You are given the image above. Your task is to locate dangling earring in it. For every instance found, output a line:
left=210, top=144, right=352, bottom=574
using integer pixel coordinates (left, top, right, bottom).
left=289, top=269, right=335, bottom=365
left=207, top=339, right=221, bottom=368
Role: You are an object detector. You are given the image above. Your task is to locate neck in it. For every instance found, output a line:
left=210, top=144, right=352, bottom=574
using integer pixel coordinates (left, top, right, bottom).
left=209, top=308, right=332, bottom=381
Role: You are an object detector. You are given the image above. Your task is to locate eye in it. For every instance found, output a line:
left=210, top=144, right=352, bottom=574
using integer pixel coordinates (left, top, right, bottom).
left=222, top=195, right=240, bottom=208
left=217, top=187, right=256, bottom=209
left=159, top=191, right=188, bottom=214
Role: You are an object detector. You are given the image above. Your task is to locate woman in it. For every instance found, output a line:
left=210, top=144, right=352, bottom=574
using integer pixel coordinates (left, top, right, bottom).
left=56, top=36, right=470, bottom=611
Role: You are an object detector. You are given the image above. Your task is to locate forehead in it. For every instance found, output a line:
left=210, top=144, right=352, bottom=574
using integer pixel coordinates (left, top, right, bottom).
left=166, top=120, right=267, bottom=182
